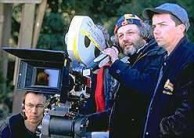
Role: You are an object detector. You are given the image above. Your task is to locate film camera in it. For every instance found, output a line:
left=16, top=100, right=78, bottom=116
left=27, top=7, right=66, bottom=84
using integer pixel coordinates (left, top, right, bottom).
left=3, top=16, right=108, bottom=138
left=3, top=47, right=91, bottom=138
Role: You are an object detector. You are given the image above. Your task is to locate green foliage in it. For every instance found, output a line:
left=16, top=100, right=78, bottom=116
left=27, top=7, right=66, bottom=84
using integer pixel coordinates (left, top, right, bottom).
left=10, top=0, right=194, bottom=49
left=37, top=12, right=66, bottom=50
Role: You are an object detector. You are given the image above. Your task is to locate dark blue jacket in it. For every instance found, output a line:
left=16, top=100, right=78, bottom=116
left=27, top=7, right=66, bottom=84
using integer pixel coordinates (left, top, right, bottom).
left=108, top=39, right=166, bottom=138
left=0, top=113, right=39, bottom=138
left=143, top=37, right=194, bottom=138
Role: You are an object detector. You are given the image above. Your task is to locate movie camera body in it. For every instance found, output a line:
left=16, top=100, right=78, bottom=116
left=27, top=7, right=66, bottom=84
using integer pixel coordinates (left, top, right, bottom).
left=3, top=15, right=108, bottom=138
left=3, top=47, right=92, bottom=138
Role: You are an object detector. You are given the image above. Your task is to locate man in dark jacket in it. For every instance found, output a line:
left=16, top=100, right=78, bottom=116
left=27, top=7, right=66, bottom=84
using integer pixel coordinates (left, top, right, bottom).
left=103, top=14, right=166, bottom=138
left=0, top=91, right=47, bottom=138
left=142, top=3, right=194, bottom=138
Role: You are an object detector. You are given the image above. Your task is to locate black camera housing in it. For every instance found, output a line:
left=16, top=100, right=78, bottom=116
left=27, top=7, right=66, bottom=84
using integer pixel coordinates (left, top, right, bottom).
left=3, top=47, right=89, bottom=138
left=3, top=47, right=70, bottom=98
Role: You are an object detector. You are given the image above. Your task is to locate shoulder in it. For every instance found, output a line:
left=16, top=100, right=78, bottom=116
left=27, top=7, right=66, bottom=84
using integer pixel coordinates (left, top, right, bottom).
left=0, top=115, right=12, bottom=137
left=0, top=113, right=23, bottom=130
left=8, top=113, right=23, bottom=123
left=0, top=119, right=9, bottom=132
left=181, top=37, right=194, bottom=53
left=0, top=113, right=23, bottom=137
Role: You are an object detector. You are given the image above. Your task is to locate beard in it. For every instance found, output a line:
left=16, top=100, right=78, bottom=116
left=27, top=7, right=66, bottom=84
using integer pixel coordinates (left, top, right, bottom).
left=121, top=38, right=145, bottom=56
left=123, top=45, right=137, bottom=56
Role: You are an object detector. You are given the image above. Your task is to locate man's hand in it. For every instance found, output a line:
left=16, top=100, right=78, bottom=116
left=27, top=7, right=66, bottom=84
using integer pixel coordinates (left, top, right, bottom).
left=103, top=47, right=119, bottom=64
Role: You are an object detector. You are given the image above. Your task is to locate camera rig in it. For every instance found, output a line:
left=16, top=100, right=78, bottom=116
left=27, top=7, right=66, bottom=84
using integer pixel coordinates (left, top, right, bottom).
left=3, top=15, right=108, bottom=138
left=3, top=47, right=92, bottom=138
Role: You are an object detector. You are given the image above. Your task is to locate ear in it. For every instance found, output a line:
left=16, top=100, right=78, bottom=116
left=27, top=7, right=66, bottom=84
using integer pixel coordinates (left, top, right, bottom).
left=22, top=103, right=25, bottom=111
left=21, top=103, right=27, bottom=120
left=178, top=24, right=186, bottom=33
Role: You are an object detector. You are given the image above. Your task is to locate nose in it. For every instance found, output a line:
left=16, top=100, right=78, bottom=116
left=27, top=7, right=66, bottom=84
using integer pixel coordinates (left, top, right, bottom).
left=123, top=33, right=128, bottom=41
left=122, top=34, right=131, bottom=43
left=31, top=106, right=38, bottom=113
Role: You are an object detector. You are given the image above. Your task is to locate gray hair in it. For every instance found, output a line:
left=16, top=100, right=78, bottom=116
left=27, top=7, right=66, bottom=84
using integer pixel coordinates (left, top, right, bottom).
left=138, top=20, right=153, bottom=40
left=113, top=20, right=153, bottom=45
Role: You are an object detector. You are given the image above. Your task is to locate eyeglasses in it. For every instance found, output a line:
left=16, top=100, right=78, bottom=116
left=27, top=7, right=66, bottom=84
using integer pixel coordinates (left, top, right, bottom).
left=25, top=103, right=45, bottom=110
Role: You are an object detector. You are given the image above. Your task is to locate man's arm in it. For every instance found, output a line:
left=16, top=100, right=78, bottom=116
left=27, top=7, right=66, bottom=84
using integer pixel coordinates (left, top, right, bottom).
left=109, top=55, right=163, bottom=96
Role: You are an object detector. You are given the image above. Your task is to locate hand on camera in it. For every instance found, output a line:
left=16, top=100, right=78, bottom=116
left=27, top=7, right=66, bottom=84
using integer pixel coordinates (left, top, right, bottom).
left=103, top=47, right=119, bottom=64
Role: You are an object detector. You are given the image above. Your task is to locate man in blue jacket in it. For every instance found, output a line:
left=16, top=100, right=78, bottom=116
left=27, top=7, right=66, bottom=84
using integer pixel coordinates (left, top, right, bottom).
left=142, top=3, right=194, bottom=138
left=103, top=14, right=166, bottom=138
left=0, top=91, right=47, bottom=138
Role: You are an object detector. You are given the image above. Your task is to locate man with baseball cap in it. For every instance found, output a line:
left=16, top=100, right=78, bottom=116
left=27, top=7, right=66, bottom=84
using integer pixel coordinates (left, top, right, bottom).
left=103, top=13, right=166, bottom=137
left=143, top=3, right=190, bottom=31
left=141, top=3, right=194, bottom=138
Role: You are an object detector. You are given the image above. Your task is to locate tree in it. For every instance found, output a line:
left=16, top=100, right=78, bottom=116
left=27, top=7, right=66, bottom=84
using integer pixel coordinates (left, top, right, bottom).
left=10, top=0, right=194, bottom=51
